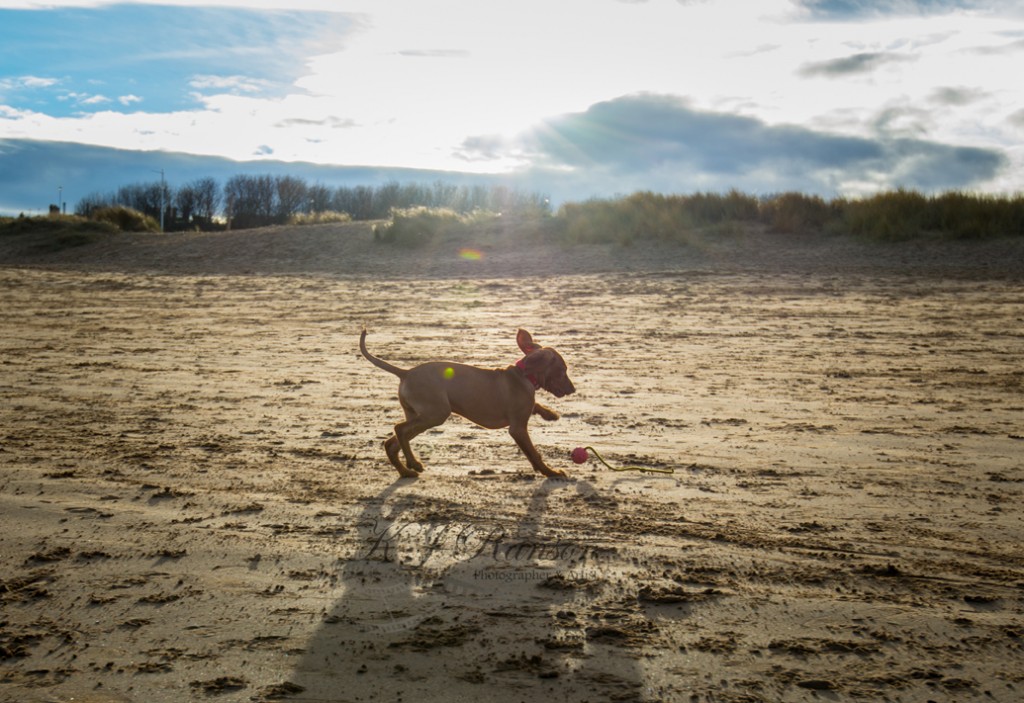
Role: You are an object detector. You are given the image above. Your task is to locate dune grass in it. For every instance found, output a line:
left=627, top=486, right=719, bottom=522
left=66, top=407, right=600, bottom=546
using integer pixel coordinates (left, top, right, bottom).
left=288, top=211, right=353, bottom=226
left=89, top=206, right=161, bottom=233
left=838, top=189, right=1024, bottom=241
left=555, top=190, right=762, bottom=244
left=550, top=189, right=1024, bottom=245
left=372, top=207, right=502, bottom=246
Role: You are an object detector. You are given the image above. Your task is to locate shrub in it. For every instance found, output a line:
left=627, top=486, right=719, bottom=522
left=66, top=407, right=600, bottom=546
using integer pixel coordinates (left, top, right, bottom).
left=374, top=207, right=488, bottom=246
left=90, top=206, right=160, bottom=233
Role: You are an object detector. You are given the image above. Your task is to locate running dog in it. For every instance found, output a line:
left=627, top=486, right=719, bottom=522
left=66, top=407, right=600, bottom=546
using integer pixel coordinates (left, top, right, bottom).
left=359, top=329, right=575, bottom=478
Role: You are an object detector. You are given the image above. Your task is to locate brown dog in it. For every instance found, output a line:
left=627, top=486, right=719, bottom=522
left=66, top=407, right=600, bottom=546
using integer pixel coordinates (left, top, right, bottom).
left=360, top=329, right=575, bottom=478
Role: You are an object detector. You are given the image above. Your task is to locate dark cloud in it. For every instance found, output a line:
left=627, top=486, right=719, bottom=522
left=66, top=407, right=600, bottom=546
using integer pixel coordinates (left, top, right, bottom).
left=966, top=36, right=1024, bottom=55
left=799, top=51, right=911, bottom=77
left=929, top=86, right=988, bottom=106
left=0, top=139, right=487, bottom=215
left=460, top=93, right=1007, bottom=196
left=885, top=139, right=1006, bottom=190
left=456, top=135, right=508, bottom=162
left=792, top=0, right=1005, bottom=19
left=872, top=105, right=932, bottom=137
left=514, top=95, right=882, bottom=174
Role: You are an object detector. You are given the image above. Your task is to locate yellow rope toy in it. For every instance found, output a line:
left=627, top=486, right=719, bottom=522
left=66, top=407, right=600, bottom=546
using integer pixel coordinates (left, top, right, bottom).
left=571, top=446, right=675, bottom=475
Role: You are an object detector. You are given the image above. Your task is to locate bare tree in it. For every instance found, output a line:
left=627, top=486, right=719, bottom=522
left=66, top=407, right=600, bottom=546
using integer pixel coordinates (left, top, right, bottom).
left=308, top=183, right=333, bottom=213
left=275, top=175, right=309, bottom=221
left=191, top=177, right=220, bottom=228
left=225, top=174, right=276, bottom=229
left=75, top=191, right=114, bottom=217
left=174, top=184, right=197, bottom=229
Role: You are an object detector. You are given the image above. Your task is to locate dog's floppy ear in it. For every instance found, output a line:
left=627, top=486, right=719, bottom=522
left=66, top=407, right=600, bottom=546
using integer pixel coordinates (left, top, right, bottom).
left=517, top=329, right=542, bottom=354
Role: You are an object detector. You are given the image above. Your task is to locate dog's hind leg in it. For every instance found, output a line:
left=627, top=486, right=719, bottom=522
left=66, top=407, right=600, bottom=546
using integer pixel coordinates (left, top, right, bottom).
left=384, top=434, right=418, bottom=478
left=391, top=393, right=450, bottom=476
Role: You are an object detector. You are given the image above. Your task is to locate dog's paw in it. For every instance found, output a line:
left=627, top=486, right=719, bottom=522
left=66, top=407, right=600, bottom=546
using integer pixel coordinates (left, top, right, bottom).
left=533, top=403, right=560, bottom=422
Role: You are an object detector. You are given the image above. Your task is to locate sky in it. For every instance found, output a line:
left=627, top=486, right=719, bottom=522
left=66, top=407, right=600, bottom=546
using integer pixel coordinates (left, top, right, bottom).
left=2, top=0, right=1023, bottom=214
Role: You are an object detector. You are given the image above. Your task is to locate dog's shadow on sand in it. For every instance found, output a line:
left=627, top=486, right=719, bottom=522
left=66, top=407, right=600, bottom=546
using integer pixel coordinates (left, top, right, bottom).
left=287, top=476, right=644, bottom=701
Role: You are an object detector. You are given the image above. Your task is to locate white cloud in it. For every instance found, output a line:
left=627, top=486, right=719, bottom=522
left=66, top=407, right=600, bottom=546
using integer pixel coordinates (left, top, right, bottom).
left=0, top=75, right=60, bottom=93
left=19, top=75, right=60, bottom=88
left=189, top=75, right=274, bottom=94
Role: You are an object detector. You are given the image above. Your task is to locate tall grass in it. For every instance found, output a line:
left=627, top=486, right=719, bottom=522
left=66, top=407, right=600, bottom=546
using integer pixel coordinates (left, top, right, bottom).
left=553, top=189, right=1024, bottom=244
left=837, top=189, right=1024, bottom=241
left=288, top=210, right=352, bottom=226
left=90, top=206, right=160, bottom=233
left=758, top=192, right=838, bottom=234
left=557, top=190, right=760, bottom=244
left=373, top=207, right=501, bottom=246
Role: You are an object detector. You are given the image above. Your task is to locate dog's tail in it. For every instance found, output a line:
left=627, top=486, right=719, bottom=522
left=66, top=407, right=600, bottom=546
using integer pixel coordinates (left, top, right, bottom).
left=359, top=329, right=407, bottom=378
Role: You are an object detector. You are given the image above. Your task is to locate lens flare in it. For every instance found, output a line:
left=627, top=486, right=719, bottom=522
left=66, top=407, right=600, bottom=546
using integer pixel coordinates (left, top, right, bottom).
left=443, top=366, right=455, bottom=380
left=458, top=248, right=483, bottom=261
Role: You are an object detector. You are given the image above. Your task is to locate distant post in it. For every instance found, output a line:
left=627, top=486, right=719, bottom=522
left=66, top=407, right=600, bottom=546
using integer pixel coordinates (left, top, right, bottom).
left=152, top=169, right=166, bottom=231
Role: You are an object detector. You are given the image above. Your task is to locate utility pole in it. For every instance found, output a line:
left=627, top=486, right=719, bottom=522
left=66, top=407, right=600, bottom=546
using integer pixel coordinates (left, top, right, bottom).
left=152, top=169, right=165, bottom=231
left=58, top=185, right=63, bottom=214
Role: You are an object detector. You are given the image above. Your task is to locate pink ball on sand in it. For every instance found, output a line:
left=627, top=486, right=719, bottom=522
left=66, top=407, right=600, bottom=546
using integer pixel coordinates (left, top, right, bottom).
left=571, top=447, right=589, bottom=464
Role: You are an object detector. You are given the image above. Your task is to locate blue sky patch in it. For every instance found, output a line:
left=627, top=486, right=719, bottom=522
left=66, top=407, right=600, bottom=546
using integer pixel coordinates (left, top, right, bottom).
left=0, top=4, right=356, bottom=116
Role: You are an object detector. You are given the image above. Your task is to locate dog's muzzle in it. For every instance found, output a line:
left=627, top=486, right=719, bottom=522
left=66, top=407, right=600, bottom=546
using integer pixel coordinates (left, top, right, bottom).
left=551, top=381, right=576, bottom=398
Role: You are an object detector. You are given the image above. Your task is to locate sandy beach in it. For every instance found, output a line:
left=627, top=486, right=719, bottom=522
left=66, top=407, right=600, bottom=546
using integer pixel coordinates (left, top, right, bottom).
left=1, top=223, right=1023, bottom=702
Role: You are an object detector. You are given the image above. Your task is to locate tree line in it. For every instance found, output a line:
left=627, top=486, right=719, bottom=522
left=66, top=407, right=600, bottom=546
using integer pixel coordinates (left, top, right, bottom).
left=75, top=176, right=551, bottom=231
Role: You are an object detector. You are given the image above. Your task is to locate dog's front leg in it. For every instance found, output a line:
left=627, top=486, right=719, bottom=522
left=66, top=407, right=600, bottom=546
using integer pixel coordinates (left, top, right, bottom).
left=509, top=422, right=566, bottom=478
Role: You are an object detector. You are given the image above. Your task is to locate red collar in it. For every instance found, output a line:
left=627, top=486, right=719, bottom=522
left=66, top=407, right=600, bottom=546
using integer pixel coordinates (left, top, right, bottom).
left=515, top=358, right=540, bottom=390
